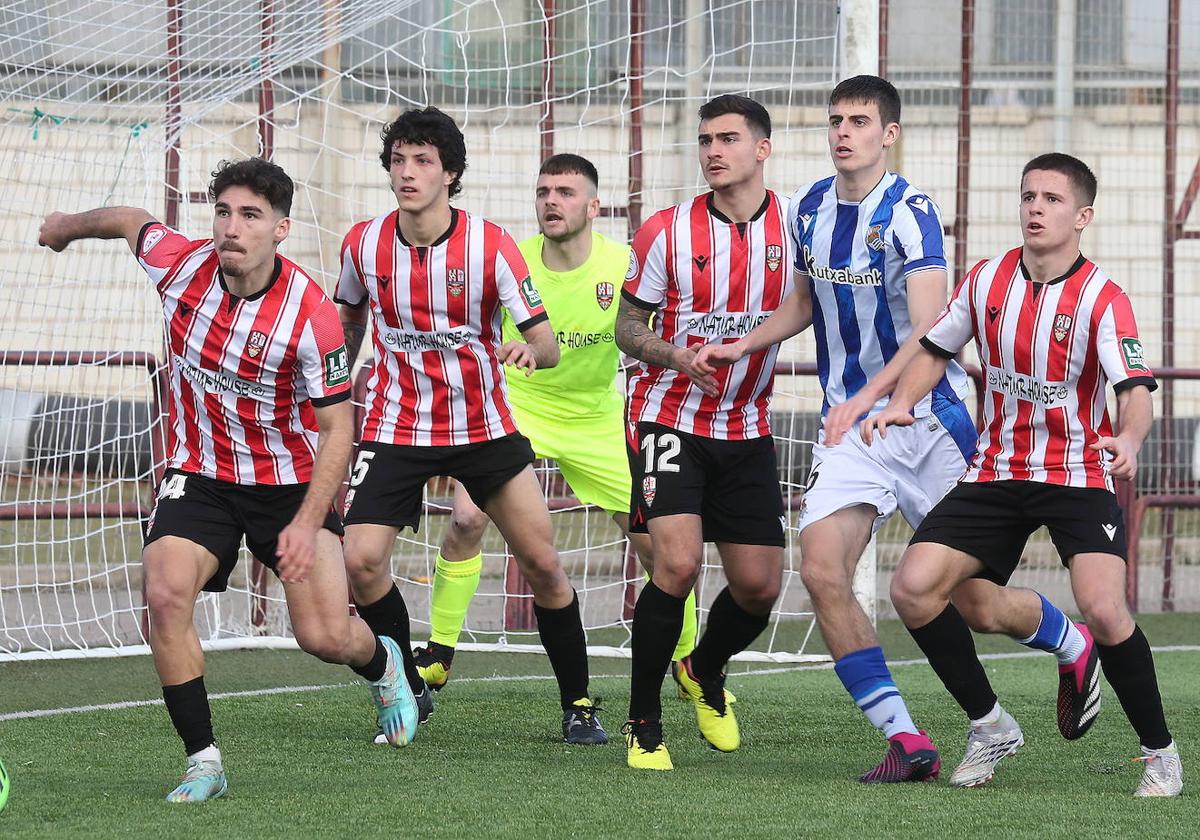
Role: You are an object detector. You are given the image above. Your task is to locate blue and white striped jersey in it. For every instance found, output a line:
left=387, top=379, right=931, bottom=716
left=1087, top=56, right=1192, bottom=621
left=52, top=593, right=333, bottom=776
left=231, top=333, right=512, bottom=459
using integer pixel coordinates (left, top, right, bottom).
left=788, top=172, right=972, bottom=439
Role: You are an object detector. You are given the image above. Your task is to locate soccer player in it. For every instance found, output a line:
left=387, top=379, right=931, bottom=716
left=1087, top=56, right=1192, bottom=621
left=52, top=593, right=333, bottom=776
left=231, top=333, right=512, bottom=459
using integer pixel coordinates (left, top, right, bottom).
left=696, top=76, right=1090, bottom=783
left=411, top=153, right=700, bottom=697
left=617, top=94, right=792, bottom=771
left=37, top=159, right=419, bottom=804
left=336, top=107, right=606, bottom=745
left=864, top=153, right=1182, bottom=796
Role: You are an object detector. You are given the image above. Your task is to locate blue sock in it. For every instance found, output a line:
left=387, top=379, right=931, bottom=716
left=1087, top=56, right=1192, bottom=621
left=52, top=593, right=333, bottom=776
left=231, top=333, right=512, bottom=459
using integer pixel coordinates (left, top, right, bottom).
left=1017, top=594, right=1085, bottom=664
left=834, top=647, right=918, bottom=738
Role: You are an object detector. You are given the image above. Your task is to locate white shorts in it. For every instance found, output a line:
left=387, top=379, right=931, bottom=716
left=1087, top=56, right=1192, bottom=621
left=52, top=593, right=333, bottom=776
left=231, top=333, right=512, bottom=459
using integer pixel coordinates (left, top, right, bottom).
left=797, top=418, right=972, bottom=535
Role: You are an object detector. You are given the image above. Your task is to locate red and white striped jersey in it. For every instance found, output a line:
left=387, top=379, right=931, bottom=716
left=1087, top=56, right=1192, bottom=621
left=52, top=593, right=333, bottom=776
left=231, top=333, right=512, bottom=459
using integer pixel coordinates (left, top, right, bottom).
left=335, top=209, right=547, bottom=446
left=622, top=191, right=793, bottom=439
left=136, top=222, right=352, bottom=485
left=923, top=248, right=1157, bottom=490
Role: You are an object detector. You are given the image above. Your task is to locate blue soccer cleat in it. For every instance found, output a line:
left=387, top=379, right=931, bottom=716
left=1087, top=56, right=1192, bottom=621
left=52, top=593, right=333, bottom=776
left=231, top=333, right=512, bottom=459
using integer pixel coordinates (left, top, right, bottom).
left=165, top=758, right=227, bottom=803
left=369, top=636, right=419, bottom=747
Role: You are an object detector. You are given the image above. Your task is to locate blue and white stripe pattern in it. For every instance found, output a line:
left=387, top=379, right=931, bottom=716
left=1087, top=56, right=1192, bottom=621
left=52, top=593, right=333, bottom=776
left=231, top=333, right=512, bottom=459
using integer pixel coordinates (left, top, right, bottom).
left=787, top=173, right=972, bottom=442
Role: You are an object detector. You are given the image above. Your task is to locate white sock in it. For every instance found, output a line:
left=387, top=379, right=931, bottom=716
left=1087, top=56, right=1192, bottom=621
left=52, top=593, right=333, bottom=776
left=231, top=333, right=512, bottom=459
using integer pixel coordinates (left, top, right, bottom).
left=1054, top=622, right=1087, bottom=665
left=189, top=744, right=222, bottom=764
left=969, top=702, right=1002, bottom=728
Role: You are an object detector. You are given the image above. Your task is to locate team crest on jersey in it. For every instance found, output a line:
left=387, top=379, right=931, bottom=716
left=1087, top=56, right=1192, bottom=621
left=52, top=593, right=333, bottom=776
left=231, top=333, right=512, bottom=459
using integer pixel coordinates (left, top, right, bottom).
left=626, top=250, right=639, bottom=281
left=141, top=227, right=166, bottom=255
left=447, top=268, right=465, bottom=297
left=766, top=244, right=783, bottom=272
left=1053, top=313, right=1073, bottom=342
left=642, top=476, right=657, bottom=507
left=596, top=282, right=614, bottom=311
left=865, top=224, right=885, bottom=252
left=246, top=330, right=268, bottom=359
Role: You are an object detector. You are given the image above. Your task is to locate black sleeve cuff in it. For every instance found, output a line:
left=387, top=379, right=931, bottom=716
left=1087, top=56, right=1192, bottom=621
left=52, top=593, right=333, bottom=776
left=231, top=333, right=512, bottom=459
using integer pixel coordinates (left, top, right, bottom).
left=1113, top=375, right=1158, bottom=394
left=620, top=289, right=657, bottom=311
left=135, top=220, right=158, bottom=254
left=332, top=294, right=367, bottom=307
left=515, top=311, right=549, bottom=332
left=310, top=391, right=351, bottom=408
left=920, top=336, right=956, bottom=359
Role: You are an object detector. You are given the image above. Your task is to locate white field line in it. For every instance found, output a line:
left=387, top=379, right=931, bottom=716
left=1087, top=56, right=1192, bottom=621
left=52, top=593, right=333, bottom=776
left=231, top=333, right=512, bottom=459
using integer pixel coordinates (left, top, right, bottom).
left=2, top=646, right=1197, bottom=723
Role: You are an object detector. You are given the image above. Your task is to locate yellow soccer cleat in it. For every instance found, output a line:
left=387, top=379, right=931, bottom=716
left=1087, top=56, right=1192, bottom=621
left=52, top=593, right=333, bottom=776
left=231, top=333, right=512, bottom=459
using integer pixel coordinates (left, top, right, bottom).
left=674, top=656, right=739, bottom=752
left=672, top=660, right=736, bottom=705
left=624, top=719, right=673, bottom=771
left=413, top=642, right=454, bottom=690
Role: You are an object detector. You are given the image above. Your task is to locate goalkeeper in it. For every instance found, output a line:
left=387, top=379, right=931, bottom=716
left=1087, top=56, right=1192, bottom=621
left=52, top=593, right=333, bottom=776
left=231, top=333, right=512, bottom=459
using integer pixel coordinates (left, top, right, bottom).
left=412, top=154, right=699, bottom=690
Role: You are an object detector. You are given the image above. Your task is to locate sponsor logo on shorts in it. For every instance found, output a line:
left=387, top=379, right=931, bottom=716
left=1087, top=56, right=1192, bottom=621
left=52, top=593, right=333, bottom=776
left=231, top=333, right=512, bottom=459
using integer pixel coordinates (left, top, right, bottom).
left=447, top=268, right=465, bottom=298
left=324, top=347, right=350, bottom=387
left=175, top=354, right=269, bottom=399
left=377, top=324, right=472, bottom=353
left=642, top=476, right=656, bottom=507
left=1053, top=313, right=1072, bottom=342
left=802, top=245, right=882, bottom=286
left=1102, top=523, right=1117, bottom=541
left=766, top=244, right=783, bottom=273
left=246, top=330, right=268, bottom=359
left=987, top=368, right=1070, bottom=407
left=595, top=281, right=614, bottom=311
left=1121, top=337, right=1148, bottom=372
left=865, top=224, right=885, bottom=252
left=682, top=310, right=772, bottom=338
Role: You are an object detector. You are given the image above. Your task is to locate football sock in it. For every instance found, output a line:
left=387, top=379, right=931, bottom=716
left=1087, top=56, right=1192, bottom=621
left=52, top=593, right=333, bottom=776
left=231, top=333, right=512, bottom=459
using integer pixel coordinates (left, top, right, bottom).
left=834, top=646, right=920, bottom=738
left=688, top=587, right=769, bottom=680
left=1016, top=593, right=1086, bottom=664
left=628, top=581, right=686, bottom=721
left=349, top=635, right=388, bottom=683
left=1096, top=625, right=1172, bottom=750
left=533, top=590, right=590, bottom=710
left=355, top=584, right=424, bottom=694
left=429, top=552, right=483, bottom=648
left=907, top=603, right=998, bottom=720
left=162, top=676, right=216, bottom=757
left=190, top=744, right=221, bottom=764
left=970, top=701, right=1003, bottom=728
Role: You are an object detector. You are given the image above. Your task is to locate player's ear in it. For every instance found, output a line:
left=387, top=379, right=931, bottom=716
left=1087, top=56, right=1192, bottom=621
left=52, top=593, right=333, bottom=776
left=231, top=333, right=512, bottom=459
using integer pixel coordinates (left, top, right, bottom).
left=586, top=194, right=600, bottom=221
left=883, top=121, right=901, bottom=150
left=1074, top=205, right=1093, bottom=233
left=756, top=135, right=772, bottom=163
left=274, top=215, right=291, bottom=245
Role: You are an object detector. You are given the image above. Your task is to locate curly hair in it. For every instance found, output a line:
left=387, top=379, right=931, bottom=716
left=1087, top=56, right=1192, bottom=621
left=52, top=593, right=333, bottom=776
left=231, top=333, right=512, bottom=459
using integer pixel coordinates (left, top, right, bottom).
left=379, top=106, right=468, bottom=198
left=208, top=158, right=293, bottom=216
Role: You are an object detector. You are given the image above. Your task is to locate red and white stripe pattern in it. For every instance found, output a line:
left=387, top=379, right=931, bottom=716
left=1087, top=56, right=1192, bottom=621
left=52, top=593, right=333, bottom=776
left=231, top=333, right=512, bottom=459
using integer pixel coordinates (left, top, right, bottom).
left=623, top=191, right=792, bottom=439
left=137, top=223, right=352, bottom=485
left=924, top=248, right=1156, bottom=490
left=336, top=209, right=546, bottom=446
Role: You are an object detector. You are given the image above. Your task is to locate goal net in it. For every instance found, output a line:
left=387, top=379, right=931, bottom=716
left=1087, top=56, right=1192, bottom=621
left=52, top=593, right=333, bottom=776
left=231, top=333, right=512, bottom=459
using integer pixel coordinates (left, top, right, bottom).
left=0, top=0, right=848, bottom=661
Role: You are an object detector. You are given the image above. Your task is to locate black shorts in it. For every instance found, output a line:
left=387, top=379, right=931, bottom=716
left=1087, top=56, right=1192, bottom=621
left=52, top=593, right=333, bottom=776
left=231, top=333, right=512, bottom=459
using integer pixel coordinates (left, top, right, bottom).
left=342, top=434, right=536, bottom=531
left=144, top=468, right=344, bottom=593
left=628, top=421, right=785, bottom=547
left=910, top=479, right=1128, bottom=585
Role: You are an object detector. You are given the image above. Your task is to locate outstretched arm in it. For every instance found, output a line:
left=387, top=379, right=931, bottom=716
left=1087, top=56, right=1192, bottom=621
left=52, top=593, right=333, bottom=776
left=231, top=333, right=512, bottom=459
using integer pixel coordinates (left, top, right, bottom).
left=692, top=272, right=813, bottom=374
left=615, top=297, right=717, bottom=396
left=38, top=207, right=156, bottom=254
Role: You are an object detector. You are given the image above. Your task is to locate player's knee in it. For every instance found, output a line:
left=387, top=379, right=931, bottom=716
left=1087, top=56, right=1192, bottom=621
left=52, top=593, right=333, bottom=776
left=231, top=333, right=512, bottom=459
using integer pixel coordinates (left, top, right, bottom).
left=799, top=553, right=851, bottom=601
left=1078, top=601, right=1134, bottom=646
left=295, top=624, right=352, bottom=664
left=954, top=594, right=1001, bottom=634
left=343, top=542, right=389, bottom=588
left=733, top=579, right=780, bottom=615
left=515, top=547, right=565, bottom=590
left=654, top=555, right=701, bottom=593
left=444, top=509, right=488, bottom=554
left=889, top=568, right=930, bottom=621
left=145, top=579, right=193, bottom=630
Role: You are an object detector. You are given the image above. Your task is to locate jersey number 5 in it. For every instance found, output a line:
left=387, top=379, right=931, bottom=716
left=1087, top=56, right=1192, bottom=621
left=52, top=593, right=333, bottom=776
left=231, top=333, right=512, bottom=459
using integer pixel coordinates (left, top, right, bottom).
left=350, top=451, right=376, bottom=486
left=641, top=432, right=681, bottom=474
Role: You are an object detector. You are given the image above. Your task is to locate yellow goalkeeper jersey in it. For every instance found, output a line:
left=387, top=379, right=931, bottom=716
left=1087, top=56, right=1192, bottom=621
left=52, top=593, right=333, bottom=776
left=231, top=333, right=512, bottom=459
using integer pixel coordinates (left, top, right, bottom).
left=502, top=231, right=629, bottom=420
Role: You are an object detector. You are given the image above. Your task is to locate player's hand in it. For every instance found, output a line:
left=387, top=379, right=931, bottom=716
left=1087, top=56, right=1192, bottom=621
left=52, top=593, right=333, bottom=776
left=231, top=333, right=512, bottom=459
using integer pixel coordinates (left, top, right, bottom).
left=38, top=212, right=75, bottom=252
left=824, top=391, right=875, bottom=447
left=672, top=346, right=719, bottom=397
left=496, top=340, right=537, bottom=376
left=692, top=341, right=744, bottom=375
left=1090, top=435, right=1138, bottom=481
left=859, top=403, right=915, bottom=445
left=275, top=519, right=318, bottom=583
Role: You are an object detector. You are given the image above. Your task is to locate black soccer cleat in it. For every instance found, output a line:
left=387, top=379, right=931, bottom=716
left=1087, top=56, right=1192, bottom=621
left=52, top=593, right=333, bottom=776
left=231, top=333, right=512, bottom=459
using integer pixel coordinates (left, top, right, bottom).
left=859, top=730, right=941, bottom=783
left=413, top=641, right=455, bottom=691
left=563, top=699, right=609, bottom=745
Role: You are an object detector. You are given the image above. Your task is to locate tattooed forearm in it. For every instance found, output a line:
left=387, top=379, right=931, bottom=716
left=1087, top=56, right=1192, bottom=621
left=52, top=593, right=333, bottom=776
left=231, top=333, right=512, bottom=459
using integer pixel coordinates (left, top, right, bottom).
left=339, top=303, right=368, bottom=368
left=616, top=298, right=678, bottom=371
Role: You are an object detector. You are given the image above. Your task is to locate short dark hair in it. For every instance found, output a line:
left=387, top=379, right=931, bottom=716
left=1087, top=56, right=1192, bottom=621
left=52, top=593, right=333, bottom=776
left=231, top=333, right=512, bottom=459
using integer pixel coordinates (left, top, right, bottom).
left=698, top=94, right=771, bottom=139
left=1022, top=153, right=1098, bottom=206
left=208, top=158, right=293, bottom=216
left=830, top=75, right=901, bottom=127
left=539, top=153, right=599, bottom=191
left=379, top=106, right=468, bottom=198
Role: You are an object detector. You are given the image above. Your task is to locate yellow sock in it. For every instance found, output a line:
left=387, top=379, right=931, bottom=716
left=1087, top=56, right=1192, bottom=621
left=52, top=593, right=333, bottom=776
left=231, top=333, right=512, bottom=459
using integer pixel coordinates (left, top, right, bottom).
left=673, top=588, right=699, bottom=661
left=429, top=552, right=483, bottom=648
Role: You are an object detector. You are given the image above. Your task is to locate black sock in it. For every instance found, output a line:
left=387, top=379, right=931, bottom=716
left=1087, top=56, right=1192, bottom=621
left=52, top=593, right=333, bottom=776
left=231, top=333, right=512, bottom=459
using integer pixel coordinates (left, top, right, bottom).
left=355, top=584, right=423, bottom=694
left=1097, top=625, right=1172, bottom=750
left=689, top=587, right=769, bottom=680
left=162, top=676, right=216, bottom=757
left=349, top=635, right=389, bottom=683
left=534, top=590, right=590, bottom=710
left=628, top=581, right=686, bottom=721
left=907, top=603, right=997, bottom=720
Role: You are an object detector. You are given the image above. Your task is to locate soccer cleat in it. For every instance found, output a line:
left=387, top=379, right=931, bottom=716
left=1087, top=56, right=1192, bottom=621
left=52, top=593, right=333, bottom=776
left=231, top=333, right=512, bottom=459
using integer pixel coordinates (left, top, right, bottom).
left=372, top=682, right=434, bottom=744
left=1134, top=743, right=1184, bottom=797
left=671, top=660, right=736, bottom=704
left=859, top=730, right=942, bottom=784
left=624, top=719, right=673, bottom=771
left=369, top=636, right=419, bottom=747
left=413, top=641, right=454, bottom=690
left=949, top=709, right=1024, bottom=788
left=1057, top=623, right=1100, bottom=740
left=563, top=698, right=609, bottom=745
left=674, top=655, right=739, bottom=752
left=165, top=758, right=227, bottom=803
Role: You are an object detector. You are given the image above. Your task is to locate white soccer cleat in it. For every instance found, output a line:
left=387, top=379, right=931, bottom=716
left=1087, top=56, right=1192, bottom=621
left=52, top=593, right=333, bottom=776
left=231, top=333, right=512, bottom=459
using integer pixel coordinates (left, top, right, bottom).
left=949, top=709, right=1024, bottom=788
left=1134, top=743, right=1183, bottom=797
